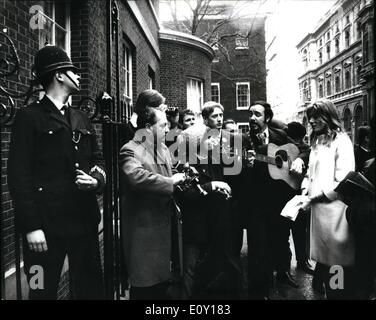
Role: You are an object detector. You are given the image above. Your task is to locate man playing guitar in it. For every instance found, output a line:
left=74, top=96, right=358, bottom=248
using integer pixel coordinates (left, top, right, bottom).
left=240, top=101, right=305, bottom=299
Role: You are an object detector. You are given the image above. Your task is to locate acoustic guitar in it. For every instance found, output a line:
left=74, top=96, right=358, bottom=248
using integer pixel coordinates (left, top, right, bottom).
left=243, top=143, right=304, bottom=190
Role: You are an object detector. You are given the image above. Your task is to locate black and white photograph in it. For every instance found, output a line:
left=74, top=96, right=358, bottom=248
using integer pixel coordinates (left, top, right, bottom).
left=0, top=0, right=375, bottom=306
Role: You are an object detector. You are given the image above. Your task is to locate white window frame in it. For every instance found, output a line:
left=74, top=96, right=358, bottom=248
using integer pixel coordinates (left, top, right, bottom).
left=236, top=82, right=250, bottom=110
left=148, top=66, right=155, bottom=90
left=212, top=34, right=219, bottom=51
left=122, top=43, right=133, bottom=103
left=187, top=77, right=204, bottom=114
left=235, top=35, right=249, bottom=50
left=211, top=83, right=220, bottom=103
left=37, top=1, right=70, bottom=101
left=237, top=122, right=250, bottom=134
left=37, top=1, right=71, bottom=54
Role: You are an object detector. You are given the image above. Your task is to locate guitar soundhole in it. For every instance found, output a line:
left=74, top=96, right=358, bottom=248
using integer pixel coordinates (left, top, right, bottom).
left=275, top=156, right=283, bottom=168
left=275, top=150, right=287, bottom=168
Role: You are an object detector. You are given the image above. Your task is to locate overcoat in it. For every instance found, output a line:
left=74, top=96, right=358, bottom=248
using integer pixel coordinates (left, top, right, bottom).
left=308, top=132, right=355, bottom=266
left=119, top=131, right=175, bottom=287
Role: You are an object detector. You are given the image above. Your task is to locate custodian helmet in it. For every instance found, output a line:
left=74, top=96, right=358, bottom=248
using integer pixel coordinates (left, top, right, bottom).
left=33, top=45, right=77, bottom=81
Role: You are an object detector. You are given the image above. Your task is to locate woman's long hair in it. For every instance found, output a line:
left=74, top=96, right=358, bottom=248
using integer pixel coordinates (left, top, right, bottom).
left=306, top=99, right=343, bottom=147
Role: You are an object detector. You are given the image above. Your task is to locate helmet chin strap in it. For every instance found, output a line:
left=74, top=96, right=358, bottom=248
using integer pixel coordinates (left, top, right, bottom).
left=64, top=71, right=80, bottom=90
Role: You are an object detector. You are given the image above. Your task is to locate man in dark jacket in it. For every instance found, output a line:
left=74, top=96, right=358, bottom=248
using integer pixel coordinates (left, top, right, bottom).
left=8, top=46, right=106, bottom=299
left=178, top=102, right=242, bottom=299
left=285, top=122, right=314, bottom=275
left=240, top=101, right=300, bottom=299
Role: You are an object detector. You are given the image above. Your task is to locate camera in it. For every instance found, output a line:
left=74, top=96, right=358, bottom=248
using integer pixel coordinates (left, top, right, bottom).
left=165, top=106, right=179, bottom=118
left=176, top=163, right=208, bottom=196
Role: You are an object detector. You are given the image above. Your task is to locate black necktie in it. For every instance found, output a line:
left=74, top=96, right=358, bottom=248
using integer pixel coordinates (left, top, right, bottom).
left=62, top=105, right=70, bottom=125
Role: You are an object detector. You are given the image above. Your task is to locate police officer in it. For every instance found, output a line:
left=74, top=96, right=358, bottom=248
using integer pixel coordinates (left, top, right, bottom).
left=8, top=45, right=106, bottom=299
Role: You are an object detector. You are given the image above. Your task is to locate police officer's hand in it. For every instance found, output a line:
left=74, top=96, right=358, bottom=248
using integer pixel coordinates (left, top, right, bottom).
left=75, top=169, right=99, bottom=191
left=26, top=229, right=48, bottom=252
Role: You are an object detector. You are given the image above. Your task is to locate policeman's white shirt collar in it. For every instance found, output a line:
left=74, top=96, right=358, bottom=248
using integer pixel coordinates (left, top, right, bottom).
left=46, top=94, right=67, bottom=113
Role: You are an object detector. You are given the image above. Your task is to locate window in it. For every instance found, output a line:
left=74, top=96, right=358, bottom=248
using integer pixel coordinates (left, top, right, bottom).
left=335, top=37, right=340, bottom=54
left=326, top=43, right=331, bottom=60
left=335, top=75, right=341, bottom=92
left=235, top=35, right=249, bottom=49
left=343, top=108, right=352, bottom=140
left=148, top=66, right=155, bottom=89
left=318, top=50, right=323, bottom=64
left=326, top=80, right=332, bottom=96
left=326, top=31, right=331, bottom=40
left=187, top=78, right=203, bottom=114
left=345, top=30, right=350, bottom=47
left=211, top=83, right=220, bottom=103
left=303, top=82, right=309, bottom=102
left=355, top=64, right=362, bottom=85
left=122, top=43, right=133, bottom=101
left=354, top=105, right=363, bottom=140
left=345, top=70, right=351, bottom=89
left=236, top=82, right=250, bottom=110
left=319, top=39, right=323, bottom=47
left=357, top=22, right=362, bottom=40
left=335, top=23, right=340, bottom=35
left=122, top=42, right=133, bottom=122
left=363, top=27, right=369, bottom=63
left=37, top=0, right=70, bottom=52
left=318, top=83, right=323, bottom=98
left=237, top=122, right=250, bottom=134
left=212, top=34, right=219, bottom=51
left=346, top=15, right=350, bottom=25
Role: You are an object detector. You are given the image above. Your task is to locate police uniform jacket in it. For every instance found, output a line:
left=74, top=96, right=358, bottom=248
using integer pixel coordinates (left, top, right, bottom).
left=8, top=96, right=105, bottom=238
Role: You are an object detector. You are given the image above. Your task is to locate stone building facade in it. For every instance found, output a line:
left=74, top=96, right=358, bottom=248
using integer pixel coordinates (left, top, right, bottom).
left=296, top=0, right=374, bottom=141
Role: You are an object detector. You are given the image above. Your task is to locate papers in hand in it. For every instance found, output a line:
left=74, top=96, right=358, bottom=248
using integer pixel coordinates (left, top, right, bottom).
left=280, top=195, right=309, bottom=221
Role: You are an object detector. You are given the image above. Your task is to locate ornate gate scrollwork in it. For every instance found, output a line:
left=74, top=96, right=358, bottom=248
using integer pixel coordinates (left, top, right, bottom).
left=0, top=29, right=45, bottom=126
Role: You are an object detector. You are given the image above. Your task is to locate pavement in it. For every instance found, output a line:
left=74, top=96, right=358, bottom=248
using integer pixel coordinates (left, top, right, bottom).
left=239, top=234, right=326, bottom=300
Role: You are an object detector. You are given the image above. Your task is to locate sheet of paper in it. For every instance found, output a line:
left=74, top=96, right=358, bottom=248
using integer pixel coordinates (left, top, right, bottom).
left=280, top=195, right=309, bottom=221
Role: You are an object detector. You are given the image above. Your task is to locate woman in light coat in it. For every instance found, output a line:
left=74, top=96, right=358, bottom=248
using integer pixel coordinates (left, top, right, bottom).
left=302, top=99, right=356, bottom=299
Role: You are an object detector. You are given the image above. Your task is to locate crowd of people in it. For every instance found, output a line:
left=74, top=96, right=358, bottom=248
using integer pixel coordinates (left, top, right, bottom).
left=119, top=89, right=375, bottom=300
left=8, top=46, right=375, bottom=300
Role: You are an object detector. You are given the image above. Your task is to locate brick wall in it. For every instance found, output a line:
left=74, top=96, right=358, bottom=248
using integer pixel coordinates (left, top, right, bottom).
left=119, top=0, right=161, bottom=102
left=1, top=0, right=40, bottom=275
left=159, top=39, right=212, bottom=109
left=1, top=0, right=162, bottom=299
left=202, top=17, right=267, bottom=123
left=0, top=0, right=106, bottom=300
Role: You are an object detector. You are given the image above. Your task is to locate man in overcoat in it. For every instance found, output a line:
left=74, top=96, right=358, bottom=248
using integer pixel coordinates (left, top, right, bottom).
left=8, top=45, right=106, bottom=299
left=119, top=89, right=185, bottom=300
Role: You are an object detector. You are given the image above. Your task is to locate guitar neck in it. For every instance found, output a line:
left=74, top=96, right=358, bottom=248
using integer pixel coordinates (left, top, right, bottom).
left=254, top=154, right=276, bottom=166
